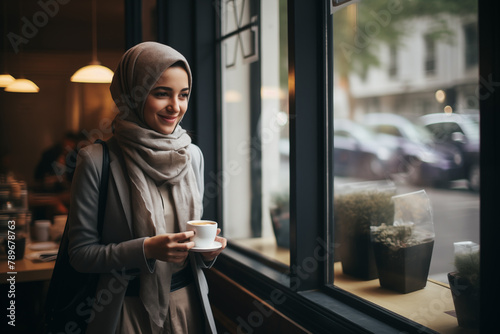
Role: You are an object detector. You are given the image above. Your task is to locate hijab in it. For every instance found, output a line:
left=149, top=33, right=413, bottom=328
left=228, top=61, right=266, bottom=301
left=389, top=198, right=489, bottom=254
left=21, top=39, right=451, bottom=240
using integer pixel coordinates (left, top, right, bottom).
left=109, top=41, right=202, bottom=328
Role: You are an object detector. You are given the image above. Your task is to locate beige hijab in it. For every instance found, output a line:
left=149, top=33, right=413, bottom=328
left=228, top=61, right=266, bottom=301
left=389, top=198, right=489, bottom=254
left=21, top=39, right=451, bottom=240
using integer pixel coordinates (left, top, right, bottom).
left=110, top=42, right=202, bottom=328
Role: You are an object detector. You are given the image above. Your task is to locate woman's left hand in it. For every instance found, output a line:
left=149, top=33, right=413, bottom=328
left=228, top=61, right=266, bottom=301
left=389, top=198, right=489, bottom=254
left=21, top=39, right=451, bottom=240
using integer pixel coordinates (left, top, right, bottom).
left=201, top=228, right=227, bottom=262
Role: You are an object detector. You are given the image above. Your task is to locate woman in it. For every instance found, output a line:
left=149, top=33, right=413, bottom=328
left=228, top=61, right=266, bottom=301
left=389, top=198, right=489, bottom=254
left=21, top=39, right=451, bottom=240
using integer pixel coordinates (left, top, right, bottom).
left=67, top=42, right=226, bottom=333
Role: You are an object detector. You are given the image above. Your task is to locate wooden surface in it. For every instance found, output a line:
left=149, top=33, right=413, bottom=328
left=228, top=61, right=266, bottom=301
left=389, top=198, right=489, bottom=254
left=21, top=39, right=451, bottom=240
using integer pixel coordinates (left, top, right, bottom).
left=333, top=262, right=478, bottom=334
left=232, top=237, right=479, bottom=334
left=0, top=241, right=57, bottom=283
left=206, top=268, right=311, bottom=334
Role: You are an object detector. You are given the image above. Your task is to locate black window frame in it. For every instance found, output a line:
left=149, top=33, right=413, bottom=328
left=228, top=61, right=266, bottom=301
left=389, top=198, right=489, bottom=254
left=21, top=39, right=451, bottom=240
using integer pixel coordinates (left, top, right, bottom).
left=154, top=0, right=499, bottom=332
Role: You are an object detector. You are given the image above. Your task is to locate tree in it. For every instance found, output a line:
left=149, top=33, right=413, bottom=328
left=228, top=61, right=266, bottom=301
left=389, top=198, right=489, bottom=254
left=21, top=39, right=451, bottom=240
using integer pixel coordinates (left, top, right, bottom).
left=333, top=0, right=478, bottom=119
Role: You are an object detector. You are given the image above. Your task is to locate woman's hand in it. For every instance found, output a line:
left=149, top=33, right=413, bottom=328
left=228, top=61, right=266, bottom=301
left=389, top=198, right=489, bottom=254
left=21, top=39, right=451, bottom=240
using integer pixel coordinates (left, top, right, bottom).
left=144, top=231, right=195, bottom=263
left=201, top=228, right=227, bottom=262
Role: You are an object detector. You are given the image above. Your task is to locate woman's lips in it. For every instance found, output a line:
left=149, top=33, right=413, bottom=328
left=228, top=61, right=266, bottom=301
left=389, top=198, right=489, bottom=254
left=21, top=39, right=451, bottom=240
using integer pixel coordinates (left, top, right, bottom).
left=158, top=114, right=177, bottom=124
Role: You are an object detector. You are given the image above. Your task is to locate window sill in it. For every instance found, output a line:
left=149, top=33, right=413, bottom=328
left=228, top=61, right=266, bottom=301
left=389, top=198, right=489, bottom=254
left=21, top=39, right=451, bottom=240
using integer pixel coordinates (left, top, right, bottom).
left=333, top=262, right=478, bottom=334
left=224, top=238, right=479, bottom=334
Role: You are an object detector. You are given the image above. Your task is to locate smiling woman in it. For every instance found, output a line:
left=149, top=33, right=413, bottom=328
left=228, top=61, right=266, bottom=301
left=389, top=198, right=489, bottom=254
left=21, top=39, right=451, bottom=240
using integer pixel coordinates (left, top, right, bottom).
left=143, top=64, right=191, bottom=135
left=44, top=42, right=227, bottom=334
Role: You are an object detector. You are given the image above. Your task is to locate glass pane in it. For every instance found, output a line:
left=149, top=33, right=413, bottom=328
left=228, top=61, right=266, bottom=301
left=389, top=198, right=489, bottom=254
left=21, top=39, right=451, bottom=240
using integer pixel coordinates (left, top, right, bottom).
left=221, top=0, right=289, bottom=265
left=331, top=1, right=479, bottom=331
left=222, top=0, right=251, bottom=36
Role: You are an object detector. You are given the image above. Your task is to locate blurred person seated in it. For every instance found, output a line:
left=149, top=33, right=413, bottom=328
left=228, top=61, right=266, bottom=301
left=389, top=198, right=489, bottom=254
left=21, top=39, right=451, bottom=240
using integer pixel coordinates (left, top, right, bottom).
left=31, top=132, right=87, bottom=219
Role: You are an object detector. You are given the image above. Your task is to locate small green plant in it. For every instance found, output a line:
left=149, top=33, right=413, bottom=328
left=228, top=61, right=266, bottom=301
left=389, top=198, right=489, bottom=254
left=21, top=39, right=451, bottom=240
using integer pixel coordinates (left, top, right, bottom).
left=454, top=244, right=480, bottom=290
left=270, top=190, right=289, bottom=212
left=335, top=191, right=395, bottom=237
left=371, top=224, right=434, bottom=249
left=371, top=224, right=413, bottom=248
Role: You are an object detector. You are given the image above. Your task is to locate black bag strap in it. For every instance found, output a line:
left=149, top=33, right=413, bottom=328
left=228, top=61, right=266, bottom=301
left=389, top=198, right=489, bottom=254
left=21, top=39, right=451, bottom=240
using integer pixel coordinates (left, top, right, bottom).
left=44, top=140, right=110, bottom=325
left=95, top=139, right=109, bottom=238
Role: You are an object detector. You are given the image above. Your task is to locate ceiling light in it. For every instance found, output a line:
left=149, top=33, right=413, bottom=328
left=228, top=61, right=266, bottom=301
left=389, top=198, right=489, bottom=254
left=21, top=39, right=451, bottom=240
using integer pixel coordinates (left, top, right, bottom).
left=4, top=1, right=39, bottom=93
left=0, top=74, right=15, bottom=87
left=71, top=0, right=113, bottom=83
left=71, top=62, right=114, bottom=83
left=5, top=78, right=40, bottom=93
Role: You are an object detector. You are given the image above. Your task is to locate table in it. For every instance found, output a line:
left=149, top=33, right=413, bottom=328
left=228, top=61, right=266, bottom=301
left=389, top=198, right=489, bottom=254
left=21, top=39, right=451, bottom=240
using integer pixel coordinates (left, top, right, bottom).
left=1, top=242, right=57, bottom=331
left=0, top=242, right=57, bottom=283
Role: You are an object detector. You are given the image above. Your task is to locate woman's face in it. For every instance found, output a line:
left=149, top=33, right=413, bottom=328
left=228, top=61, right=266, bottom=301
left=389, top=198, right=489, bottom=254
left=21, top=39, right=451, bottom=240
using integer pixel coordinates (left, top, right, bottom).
left=143, top=66, right=190, bottom=135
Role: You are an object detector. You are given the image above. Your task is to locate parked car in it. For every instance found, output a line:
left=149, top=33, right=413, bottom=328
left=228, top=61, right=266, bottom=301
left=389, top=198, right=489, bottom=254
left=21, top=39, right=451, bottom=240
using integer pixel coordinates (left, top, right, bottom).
left=419, top=113, right=480, bottom=191
left=363, top=113, right=465, bottom=187
left=333, top=118, right=398, bottom=179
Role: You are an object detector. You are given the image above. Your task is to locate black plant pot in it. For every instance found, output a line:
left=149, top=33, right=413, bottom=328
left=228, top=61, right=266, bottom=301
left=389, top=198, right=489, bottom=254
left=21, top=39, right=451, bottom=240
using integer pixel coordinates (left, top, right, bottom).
left=372, top=240, right=434, bottom=293
left=339, top=233, right=378, bottom=280
left=270, top=208, right=290, bottom=249
left=447, top=272, right=479, bottom=329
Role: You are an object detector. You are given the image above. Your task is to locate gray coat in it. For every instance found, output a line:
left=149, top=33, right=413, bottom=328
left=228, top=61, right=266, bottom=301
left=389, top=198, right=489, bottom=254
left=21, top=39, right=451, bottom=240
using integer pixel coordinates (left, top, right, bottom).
left=67, top=137, right=217, bottom=333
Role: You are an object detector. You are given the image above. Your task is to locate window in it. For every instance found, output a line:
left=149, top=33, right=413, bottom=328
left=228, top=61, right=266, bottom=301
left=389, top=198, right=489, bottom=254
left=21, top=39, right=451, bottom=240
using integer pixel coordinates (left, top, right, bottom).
left=210, top=0, right=493, bottom=332
left=464, top=22, right=478, bottom=68
left=388, top=45, right=398, bottom=78
left=331, top=1, right=480, bottom=332
left=424, top=34, right=436, bottom=75
left=219, top=0, right=290, bottom=266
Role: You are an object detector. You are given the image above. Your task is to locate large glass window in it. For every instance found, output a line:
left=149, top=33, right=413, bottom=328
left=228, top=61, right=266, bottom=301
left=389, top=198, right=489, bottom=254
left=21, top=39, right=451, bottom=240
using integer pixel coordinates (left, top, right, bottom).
left=219, top=0, right=289, bottom=266
left=331, top=0, right=479, bottom=332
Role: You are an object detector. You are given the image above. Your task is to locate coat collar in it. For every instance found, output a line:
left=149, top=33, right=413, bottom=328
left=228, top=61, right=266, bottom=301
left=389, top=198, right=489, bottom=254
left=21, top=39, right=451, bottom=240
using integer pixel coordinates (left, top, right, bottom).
left=107, top=137, right=133, bottom=233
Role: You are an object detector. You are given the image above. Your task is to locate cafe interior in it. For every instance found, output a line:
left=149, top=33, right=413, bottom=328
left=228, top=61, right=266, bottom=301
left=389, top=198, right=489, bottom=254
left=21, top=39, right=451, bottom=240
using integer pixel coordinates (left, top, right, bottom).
left=1, top=0, right=499, bottom=333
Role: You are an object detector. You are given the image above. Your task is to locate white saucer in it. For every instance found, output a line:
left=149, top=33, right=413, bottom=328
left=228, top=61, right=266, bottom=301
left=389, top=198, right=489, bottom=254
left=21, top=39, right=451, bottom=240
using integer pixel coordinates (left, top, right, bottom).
left=190, top=241, right=222, bottom=252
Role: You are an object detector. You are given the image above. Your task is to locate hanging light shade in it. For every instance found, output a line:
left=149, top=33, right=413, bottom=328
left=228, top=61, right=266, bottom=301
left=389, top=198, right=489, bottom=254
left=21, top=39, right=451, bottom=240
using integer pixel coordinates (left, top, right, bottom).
left=0, top=74, right=15, bottom=87
left=71, top=0, right=113, bottom=83
left=0, top=3, right=16, bottom=88
left=5, top=78, right=40, bottom=93
left=71, top=62, right=114, bottom=83
left=3, top=1, right=39, bottom=93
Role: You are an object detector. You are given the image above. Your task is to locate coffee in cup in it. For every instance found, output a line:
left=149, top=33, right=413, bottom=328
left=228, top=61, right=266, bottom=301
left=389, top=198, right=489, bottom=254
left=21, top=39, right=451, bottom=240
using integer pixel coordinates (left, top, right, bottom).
left=186, top=220, right=217, bottom=248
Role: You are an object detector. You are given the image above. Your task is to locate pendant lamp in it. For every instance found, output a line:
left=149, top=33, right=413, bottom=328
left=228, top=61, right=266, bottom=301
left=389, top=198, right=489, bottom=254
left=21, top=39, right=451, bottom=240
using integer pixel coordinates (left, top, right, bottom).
left=0, top=74, right=15, bottom=87
left=0, top=1, right=15, bottom=88
left=71, top=0, right=113, bottom=83
left=4, top=0, right=39, bottom=93
left=5, top=78, right=39, bottom=93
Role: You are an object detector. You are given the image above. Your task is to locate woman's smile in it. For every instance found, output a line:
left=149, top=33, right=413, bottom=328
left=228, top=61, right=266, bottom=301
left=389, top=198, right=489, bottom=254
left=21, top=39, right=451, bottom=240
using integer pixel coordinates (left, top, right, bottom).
left=143, top=65, right=189, bottom=135
left=158, top=113, right=178, bottom=124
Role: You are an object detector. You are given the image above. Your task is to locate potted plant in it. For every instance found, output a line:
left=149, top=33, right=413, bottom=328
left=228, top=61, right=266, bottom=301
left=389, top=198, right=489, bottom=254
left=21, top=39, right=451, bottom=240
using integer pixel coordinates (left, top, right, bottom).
left=448, top=241, right=480, bottom=329
left=335, top=181, right=396, bottom=280
left=370, top=190, right=435, bottom=293
left=371, top=224, right=434, bottom=293
left=270, top=191, right=290, bottom=248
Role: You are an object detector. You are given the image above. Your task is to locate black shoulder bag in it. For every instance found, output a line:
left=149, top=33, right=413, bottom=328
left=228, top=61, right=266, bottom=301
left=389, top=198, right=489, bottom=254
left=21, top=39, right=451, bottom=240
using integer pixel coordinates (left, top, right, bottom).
left=43, top=139, right=109, bottom=334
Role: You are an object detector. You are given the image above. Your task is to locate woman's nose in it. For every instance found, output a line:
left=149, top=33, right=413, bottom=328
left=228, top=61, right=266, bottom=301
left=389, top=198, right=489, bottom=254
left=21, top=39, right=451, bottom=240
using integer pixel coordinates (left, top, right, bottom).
left=168, top=98, right=180, bottom=112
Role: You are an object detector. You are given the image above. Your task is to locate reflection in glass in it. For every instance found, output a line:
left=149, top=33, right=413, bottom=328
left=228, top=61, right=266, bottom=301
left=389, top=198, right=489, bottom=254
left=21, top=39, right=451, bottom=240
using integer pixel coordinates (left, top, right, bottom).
left=221, top=0, right=289, bottom=265
left=331, top=0, right=479, bottom=331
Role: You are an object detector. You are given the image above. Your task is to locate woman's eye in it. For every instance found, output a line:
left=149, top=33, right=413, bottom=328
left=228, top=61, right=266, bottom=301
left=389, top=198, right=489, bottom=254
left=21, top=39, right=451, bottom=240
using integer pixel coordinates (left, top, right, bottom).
left=154, top=92, right=168, bottom=97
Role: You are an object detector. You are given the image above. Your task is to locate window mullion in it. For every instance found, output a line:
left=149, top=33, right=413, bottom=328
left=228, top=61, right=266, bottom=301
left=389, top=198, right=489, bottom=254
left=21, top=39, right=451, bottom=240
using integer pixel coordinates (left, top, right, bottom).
left=288, top=0, right=328, bottom=291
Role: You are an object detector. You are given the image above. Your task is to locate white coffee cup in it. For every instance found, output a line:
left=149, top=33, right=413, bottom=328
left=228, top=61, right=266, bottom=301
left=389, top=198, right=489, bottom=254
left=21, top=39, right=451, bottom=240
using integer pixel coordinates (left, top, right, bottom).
left=186, top=220, right=217, bottom=248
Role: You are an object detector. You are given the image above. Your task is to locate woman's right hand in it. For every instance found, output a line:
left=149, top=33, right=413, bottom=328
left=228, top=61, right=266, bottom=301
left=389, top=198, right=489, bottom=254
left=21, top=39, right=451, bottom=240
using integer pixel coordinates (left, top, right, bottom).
left=143, top=231, right=195, bottom=263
